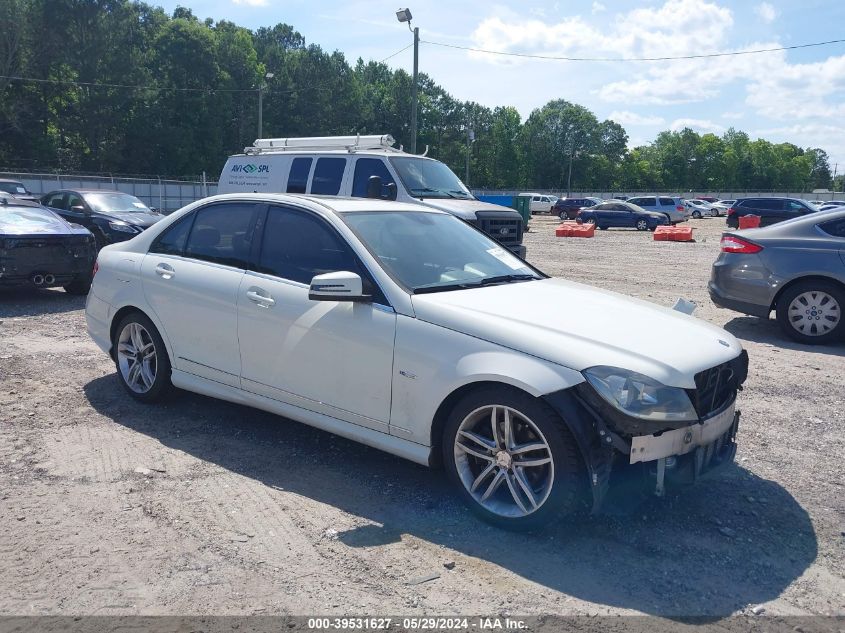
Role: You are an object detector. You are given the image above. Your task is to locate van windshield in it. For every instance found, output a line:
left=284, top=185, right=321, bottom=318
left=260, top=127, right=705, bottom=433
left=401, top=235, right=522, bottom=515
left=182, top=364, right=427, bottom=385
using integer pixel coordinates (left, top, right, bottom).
left=389, top=157, right=474, bottom=200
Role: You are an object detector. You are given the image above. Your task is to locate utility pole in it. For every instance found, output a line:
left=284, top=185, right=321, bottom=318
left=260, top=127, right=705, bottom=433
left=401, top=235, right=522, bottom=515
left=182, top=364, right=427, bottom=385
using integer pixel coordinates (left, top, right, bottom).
left=567, top=145, right=574, bottom=197
left=465, top=124, right=475, bottom=186
left=396, top=9, right=419, bottom=154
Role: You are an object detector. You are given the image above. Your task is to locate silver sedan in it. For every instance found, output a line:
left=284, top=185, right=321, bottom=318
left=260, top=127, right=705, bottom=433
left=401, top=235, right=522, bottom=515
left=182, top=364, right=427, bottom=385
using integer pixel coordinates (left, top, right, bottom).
left=709, top=208, right=845, bottom=344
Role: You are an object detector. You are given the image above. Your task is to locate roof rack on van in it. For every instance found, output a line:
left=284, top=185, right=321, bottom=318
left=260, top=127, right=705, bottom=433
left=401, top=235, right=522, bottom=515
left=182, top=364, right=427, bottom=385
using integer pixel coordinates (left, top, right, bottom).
left=243, top=134, right=403, bottom=155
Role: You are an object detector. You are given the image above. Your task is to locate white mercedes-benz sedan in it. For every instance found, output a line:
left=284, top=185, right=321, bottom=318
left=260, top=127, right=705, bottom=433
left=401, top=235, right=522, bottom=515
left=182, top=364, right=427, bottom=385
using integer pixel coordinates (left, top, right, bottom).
left=86, top=194, right=748, bottom=530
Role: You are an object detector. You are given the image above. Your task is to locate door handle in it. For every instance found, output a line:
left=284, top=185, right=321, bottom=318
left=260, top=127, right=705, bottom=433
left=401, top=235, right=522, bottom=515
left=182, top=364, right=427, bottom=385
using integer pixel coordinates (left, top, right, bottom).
left=155, top=263, right=175, bottom=279
left=246, top=289, right=275, bottom=307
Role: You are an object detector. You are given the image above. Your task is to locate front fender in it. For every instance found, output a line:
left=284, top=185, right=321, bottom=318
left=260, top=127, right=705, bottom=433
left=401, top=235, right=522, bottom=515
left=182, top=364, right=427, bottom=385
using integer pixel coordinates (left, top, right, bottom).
left=389, top=316, right=584, bottom=445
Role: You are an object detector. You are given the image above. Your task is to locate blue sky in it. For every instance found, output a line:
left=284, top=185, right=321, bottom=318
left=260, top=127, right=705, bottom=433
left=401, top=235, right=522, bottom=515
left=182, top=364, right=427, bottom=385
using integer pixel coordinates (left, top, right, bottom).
left=158, top=0, right=845, bottom=172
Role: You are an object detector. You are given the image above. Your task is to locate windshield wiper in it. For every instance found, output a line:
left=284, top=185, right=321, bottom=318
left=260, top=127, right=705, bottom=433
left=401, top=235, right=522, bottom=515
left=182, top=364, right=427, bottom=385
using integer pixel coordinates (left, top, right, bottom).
left=413, top=274, right=537, bottom=294
left=477, top=274, right=537, bottom=286
left=410, top=187, right=459, bottom=199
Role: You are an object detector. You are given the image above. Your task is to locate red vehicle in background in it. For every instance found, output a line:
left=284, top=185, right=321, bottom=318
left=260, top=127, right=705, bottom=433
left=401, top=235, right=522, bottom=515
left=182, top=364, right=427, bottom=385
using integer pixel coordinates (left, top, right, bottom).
left=696, top=196, right=719, bottom=203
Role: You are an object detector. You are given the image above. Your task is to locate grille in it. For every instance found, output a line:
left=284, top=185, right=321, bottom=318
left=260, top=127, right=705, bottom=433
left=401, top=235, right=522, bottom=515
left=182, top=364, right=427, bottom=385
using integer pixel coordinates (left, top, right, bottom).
left=688, top=350, right=748, bottom=418
left=476, top=212, right=523, bottom=246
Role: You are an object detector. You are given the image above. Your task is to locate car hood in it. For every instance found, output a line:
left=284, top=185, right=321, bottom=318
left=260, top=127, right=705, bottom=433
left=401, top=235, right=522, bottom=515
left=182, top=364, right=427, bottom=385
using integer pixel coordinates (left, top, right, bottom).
left=0, top=206, right=91, bottom=236
left=100, top=211, right=163, bottom=228
left=414, top=198, right=521, bottom=221
left=411, top=278, right=743, bottom=389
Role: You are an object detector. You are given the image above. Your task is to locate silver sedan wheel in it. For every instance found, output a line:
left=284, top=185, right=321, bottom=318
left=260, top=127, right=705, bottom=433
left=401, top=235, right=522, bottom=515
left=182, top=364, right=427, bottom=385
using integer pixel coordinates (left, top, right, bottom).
left=453, top=405, right=554, bottom=518
left=788, top=291, right=841, bottom=337
left=636, top=219, right=649, bottom=231
left=116, top=322, right=157, bottom=393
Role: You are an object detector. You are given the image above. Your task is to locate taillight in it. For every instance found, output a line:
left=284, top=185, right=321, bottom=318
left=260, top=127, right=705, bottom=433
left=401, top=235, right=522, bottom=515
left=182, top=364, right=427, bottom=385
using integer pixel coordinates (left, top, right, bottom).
left=676, top=205, right=684, bottom=211
left=727, top=207, right=737, bottom=216
left=92, top=260, right=99, bottom=277
left=721, top=235, right=762, bottom=254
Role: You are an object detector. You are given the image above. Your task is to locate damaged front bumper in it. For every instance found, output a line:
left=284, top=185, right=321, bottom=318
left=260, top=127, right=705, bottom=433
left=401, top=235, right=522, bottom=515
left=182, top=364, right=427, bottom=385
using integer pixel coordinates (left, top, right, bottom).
left=543, top=387, right=741, bottom=513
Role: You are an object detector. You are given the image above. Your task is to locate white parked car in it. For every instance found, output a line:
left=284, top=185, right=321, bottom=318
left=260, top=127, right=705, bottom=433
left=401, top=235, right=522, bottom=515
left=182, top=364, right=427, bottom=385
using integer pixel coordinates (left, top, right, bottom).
left=685, top=199, right=718, bottom=218
left=711, top=200, right=735, bottom=216
left=518, top=192, right=558, bottom=214
left=86, top=194, right=748, bottom=530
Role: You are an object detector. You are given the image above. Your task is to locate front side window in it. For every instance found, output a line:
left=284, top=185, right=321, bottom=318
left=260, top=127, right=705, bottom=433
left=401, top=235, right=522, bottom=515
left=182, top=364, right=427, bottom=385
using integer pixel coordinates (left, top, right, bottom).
left=286, top=157, right=312, bottom=194
left=390, top=157, right=472, bottom=199
left=351, top=158, right=396, bottom=198
left=67, top=193, right=85, bottom=210
left=44, top=193, right=66, bottom=209
left=343, top=211, right=540, bottom=293
left=183, top=203, right=257, bottom=268
left=257, top=206, right=358, bottom=285
left=310, top=158, right=346, bottom=195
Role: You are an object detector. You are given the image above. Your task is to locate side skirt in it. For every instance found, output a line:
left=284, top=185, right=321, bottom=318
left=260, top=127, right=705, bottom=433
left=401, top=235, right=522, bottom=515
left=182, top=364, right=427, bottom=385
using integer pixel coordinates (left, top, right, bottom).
left=170, top=369, right=432, bottom=467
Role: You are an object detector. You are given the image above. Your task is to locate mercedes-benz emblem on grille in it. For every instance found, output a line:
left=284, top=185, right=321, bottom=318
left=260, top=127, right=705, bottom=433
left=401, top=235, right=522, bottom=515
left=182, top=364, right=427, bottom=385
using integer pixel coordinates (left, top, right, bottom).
left=499, top=227, right=510, bottom=235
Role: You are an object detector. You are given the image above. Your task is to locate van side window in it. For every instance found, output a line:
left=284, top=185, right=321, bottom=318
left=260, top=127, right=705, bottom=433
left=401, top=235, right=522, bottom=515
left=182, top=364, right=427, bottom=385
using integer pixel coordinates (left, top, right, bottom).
left=640, top=197, right=657, bottom=206
left=351, top=158, right=396, bottom=198
left=659, top=197, right=675, bottom=205
left=311, top=158, right=346, bottom=195
left=287, top=157, right=312, bottom=194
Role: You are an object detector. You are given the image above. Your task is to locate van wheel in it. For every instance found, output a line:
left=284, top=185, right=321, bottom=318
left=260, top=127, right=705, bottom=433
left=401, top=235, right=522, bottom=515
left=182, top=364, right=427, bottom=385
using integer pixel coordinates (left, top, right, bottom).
left=776, top=281, right=844, bottom=344
left=443, top=386, right=583, bottom=531
left=113, top=312, right=172, bottom=402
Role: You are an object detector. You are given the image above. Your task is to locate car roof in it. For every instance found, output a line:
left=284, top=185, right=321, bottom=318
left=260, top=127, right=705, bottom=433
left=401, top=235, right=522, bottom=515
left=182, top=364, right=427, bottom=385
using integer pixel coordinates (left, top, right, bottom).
left=199, top=192, right=446, bottom=215
left=0, top=178, right=25, bottom=184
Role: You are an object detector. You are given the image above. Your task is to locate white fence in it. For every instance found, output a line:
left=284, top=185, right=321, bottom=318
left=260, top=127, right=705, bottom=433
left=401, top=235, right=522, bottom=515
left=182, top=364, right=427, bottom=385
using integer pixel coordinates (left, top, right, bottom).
left=1, top=171, right=218, bottom=214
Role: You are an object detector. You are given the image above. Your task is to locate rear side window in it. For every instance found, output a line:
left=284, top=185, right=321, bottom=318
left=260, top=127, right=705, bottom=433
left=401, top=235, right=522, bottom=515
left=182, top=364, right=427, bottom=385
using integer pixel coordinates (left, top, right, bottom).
left=351, top=158, right=396, bottom=198
left=659, top=197, right=676, bottom=206
left=746, top=199, right=782, bottom=210
left=286, top=157, right=312, bottom=194
left=639, top=197, right=657, bottom=206
left=184, top=203, right=258, bottom=268
left=819, top=218, right=845, bottom=237
left=150, top=214, right=194, bottom=256
left=311, top=158, right=346, bottom=195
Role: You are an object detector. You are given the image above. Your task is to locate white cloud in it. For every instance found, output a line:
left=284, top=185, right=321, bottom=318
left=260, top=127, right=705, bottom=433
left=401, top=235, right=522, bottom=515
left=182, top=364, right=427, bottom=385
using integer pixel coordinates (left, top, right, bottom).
left=721, top=111, right=745, bottom=119
left=755, top=2, right=779, bottom=23
left=232, top=0, right=267, bottom=5
left=670, top=118, right=726, bottom=134
left=592, top=1, right=606, bottom=14
left=608, top=110, right=665, bottom=126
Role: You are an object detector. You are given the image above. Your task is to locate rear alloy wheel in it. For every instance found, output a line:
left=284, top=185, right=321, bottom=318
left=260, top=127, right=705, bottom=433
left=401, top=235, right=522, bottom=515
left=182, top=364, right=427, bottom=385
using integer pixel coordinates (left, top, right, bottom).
left=692, top=210, right=702, bottom=219
left=635, top=219, right=649, bottom=231
left=776, top=281, right=844, bottom=344
left=559, top=211, right=568, bottom=221
left=113, top=312, right=172, bottom=401
left=443, top=387, right=582, bottom=531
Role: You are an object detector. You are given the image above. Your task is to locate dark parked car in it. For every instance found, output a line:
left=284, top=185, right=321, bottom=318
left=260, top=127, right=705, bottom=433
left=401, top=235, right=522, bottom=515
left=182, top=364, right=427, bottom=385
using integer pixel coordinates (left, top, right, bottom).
left=0, top=178, right=39, bottom=202
left=40, top=189, right=163, bottom=249
left=551, top=196, right=603, bottom=220
left=0, top=195, right=96, bottom=293
left=710, top=208, right=845, bottom=344
left=576, top=201, right=670, bottom=231
left=725, top=197, right=818, bottom=228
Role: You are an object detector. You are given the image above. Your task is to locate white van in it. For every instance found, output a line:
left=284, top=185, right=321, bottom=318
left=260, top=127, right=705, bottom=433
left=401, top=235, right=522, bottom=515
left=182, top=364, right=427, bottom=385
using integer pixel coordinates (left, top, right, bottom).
left=219, top=135, right=526, bottom=258
left=518, top=192, right=558, bottom=214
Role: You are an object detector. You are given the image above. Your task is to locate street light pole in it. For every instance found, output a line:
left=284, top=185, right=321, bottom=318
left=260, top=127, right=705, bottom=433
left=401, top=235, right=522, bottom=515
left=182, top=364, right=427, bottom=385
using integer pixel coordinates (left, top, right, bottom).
left=465, top=125, right=475, bottom=186
left=396, top=8, right=418, bottom=154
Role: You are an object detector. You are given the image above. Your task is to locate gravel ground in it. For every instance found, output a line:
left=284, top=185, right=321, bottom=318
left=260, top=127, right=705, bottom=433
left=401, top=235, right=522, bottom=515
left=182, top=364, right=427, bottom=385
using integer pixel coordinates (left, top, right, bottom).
left=0, top=216, right=843, bottom=619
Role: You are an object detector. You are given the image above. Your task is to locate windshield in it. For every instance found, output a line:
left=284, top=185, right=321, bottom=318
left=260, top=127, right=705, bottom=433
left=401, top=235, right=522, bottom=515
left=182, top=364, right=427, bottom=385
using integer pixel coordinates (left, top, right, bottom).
left=0, top=182, right=29, bottom=195
left=84, top=192, right=151, bottom=213
left=342, top=211, right=541, bottom=293
left=389, top=157, right=473, bottom=200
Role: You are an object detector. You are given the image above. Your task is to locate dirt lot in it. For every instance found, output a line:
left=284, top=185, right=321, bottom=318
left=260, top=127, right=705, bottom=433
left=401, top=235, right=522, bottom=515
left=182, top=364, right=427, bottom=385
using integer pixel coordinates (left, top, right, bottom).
left=1, top=216, right=843, bottom=618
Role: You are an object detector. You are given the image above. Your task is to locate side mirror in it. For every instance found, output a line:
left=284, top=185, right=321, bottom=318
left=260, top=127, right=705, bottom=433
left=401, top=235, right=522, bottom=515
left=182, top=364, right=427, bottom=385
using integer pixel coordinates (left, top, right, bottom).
left=308, top=271, right=371, bottom=303
left=70, top=205, right=87, bottom=213
left=366, top=175, right=383, bottom=199
left=384, top=182, right=397, bottom=201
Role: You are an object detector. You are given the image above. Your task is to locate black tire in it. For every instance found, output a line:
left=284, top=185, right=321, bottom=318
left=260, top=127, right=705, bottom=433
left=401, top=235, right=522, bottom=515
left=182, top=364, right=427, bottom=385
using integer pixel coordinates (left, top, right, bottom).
left=559, top=211, right=568, bottom=221
left=442, top=385, right=584, bottom=531
left=663, top=214, right=672, bottom=224
left=692, top=210, right=702, bottom=219
left=635, top=219, right=649, bottom=231
left=63, top=275, right=91, bottom=295
left=775, top=280, right=845, bottom=345
left=112, top=311, right=172, bottom=402
left=585, top=217, right=596, bottom=224
left=598, top=225, right=608, bottom=230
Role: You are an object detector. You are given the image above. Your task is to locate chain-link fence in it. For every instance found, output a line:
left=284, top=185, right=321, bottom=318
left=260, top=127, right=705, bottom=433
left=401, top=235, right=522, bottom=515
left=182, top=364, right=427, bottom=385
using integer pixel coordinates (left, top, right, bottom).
left=0, top=171, right=218, bottom=214
left=472, top=190, right=843, bottom=201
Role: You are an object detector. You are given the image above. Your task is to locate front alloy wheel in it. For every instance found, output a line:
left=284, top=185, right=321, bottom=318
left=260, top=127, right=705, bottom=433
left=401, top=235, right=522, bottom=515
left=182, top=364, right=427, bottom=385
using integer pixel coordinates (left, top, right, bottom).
left=443, top=387, right=582, bottom=530
left=636, top=219, right=649, bottom=231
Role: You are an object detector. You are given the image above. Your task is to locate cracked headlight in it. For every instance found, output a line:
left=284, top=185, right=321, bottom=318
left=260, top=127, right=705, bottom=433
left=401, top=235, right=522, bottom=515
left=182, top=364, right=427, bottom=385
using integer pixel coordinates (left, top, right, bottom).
left=583, top=366, right=698, bottom=423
